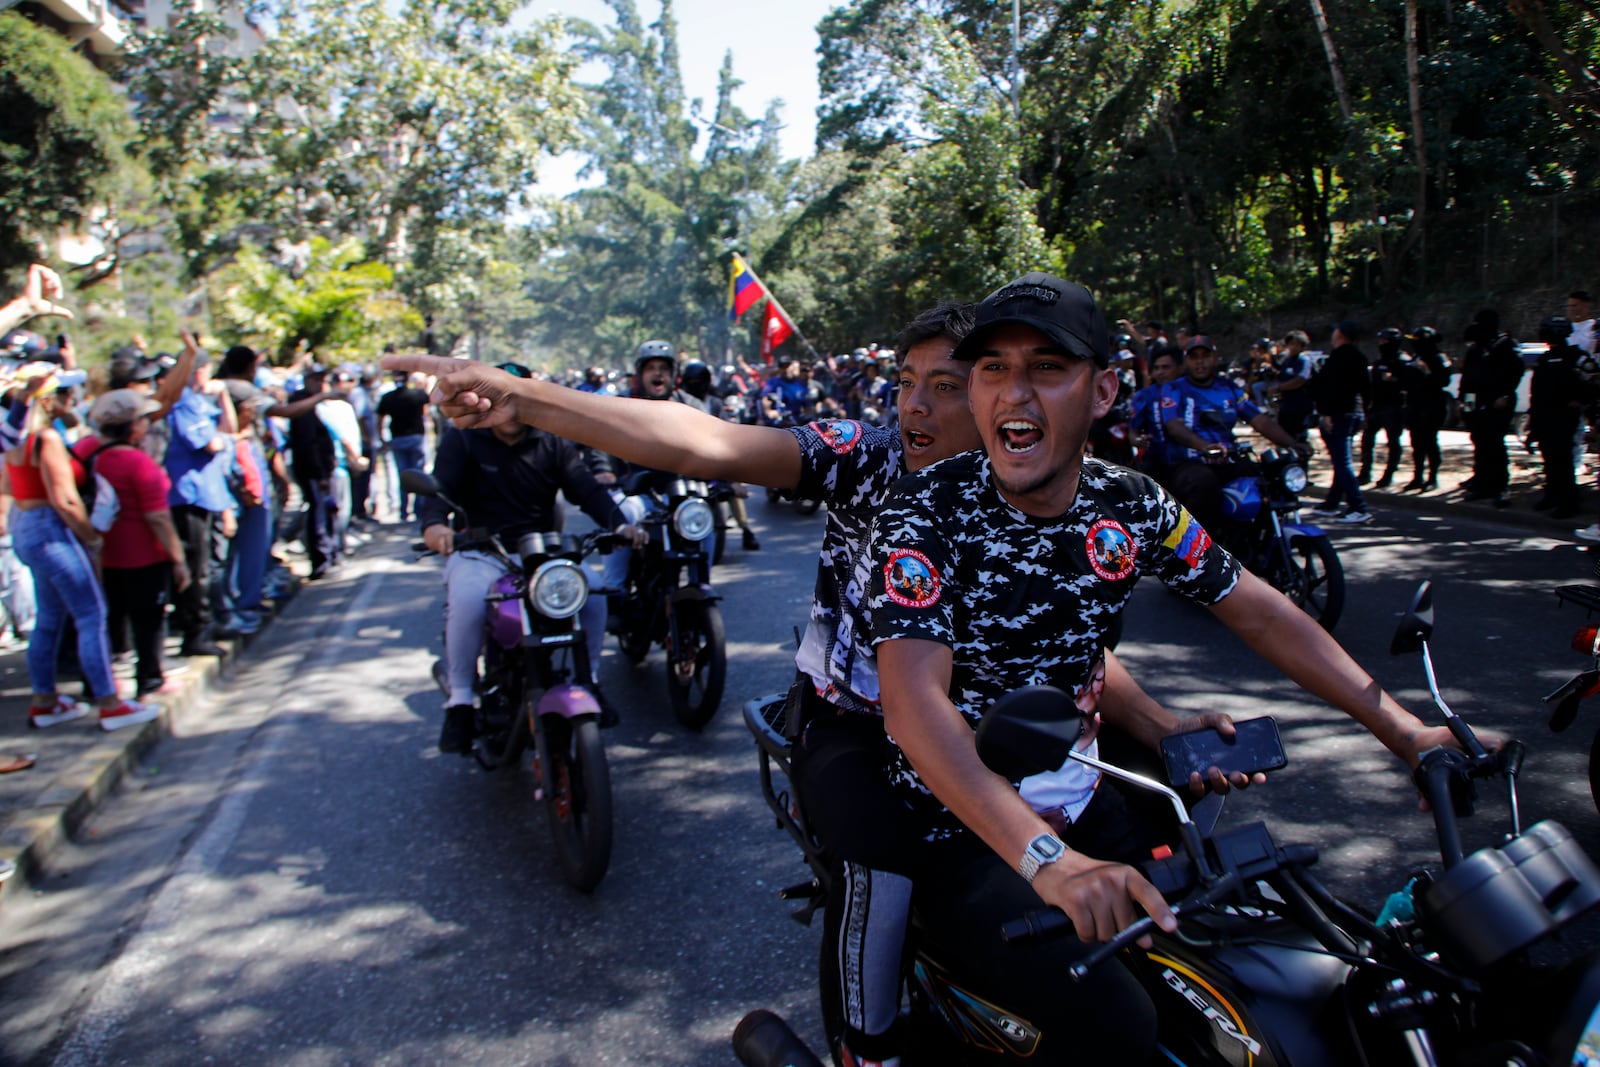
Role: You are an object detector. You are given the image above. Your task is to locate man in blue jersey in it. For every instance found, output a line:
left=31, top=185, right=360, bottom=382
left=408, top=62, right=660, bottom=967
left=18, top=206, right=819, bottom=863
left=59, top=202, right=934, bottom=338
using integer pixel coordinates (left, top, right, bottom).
left=1129, top=345, right=1181, bottom=479
left=1160, top=335, right=1304, bottom=530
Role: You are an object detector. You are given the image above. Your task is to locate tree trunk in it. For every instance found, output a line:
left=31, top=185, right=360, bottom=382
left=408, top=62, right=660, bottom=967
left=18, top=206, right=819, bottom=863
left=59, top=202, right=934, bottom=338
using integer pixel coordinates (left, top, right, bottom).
left=1307, top=0, right=1354, bottom=122
left=1382, top=0, right=1429, bottom=294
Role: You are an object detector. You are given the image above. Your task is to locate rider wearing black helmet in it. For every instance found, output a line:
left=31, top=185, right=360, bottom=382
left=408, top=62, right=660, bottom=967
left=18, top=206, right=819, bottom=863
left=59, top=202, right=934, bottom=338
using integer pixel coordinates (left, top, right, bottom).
left=1360, top=327, right=1409, bottom=490
left=679, top=359, right=761, bottom=552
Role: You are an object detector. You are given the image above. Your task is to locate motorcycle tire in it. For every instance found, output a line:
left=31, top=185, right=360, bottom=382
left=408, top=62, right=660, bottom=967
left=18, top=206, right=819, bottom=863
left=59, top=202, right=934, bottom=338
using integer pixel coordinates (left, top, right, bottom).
left=666, top=601, right=727, bottom=730
left=1285, top=534, right=1345, bottom=632
left=537, top=713, right=613, bottom=893
left=617, top=623, right=651, bottom=665
left=713, top=515, right=728, bottom=567
left=1588, top=726, right=1600, bottom=819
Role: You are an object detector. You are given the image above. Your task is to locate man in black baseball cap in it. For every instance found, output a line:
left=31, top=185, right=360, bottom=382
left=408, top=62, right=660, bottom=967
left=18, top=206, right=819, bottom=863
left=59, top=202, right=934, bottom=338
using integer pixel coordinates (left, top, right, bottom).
left=953, top=271, right=1112, bottom=368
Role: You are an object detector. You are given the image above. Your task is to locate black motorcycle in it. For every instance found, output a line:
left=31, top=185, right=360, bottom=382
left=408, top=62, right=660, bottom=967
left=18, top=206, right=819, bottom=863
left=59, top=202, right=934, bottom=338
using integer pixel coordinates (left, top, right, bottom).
left=739, top=582, right=1600, bottom=1065
left=1215, top=443, right=1344, bottom=630
left=404, top=470, right=616, bottom=892
left=610, top=469, right=727, bottom=730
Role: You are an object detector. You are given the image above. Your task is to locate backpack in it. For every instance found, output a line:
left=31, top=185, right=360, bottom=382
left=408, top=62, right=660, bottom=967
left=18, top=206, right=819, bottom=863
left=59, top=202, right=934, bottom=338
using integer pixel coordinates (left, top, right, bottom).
left=33, top=435, right=121, bottom=534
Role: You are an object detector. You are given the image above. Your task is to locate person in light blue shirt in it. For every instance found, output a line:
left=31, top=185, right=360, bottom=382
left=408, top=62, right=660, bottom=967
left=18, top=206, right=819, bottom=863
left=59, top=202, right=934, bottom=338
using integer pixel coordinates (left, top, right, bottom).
left=164, top=353, right=236, bottom=657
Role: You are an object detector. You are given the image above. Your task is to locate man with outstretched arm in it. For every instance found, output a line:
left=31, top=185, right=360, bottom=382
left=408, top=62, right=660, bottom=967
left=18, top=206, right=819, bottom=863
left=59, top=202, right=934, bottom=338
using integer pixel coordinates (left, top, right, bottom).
left=866, top=272, right=1468, bottom=1065
left=384, top=309, right=1259, bottom=1067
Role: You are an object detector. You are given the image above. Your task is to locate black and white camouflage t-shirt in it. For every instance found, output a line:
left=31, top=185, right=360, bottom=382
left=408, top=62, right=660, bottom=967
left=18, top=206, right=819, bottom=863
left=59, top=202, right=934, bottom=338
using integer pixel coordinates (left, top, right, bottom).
left=868, top=453, right=1242, bottom=838
left=785, top=418, right=909, bottom=714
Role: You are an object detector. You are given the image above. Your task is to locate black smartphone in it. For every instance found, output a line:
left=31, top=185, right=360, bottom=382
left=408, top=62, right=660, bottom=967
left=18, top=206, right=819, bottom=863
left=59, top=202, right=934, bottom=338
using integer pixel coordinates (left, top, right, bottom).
left=1159, top=717, right=1287, bottom=787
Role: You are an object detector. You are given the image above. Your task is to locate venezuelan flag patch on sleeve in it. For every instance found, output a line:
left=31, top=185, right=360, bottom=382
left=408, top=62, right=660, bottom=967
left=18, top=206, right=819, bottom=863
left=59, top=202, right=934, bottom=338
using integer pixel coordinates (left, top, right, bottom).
left=1162, top=507, right=1212, bottom=569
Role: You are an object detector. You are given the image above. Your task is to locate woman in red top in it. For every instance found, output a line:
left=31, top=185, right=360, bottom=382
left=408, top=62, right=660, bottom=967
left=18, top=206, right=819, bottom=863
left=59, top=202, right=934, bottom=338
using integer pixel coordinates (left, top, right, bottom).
left=74, top=390, right=192, bottom=699
left=4, top=376, right=160, bottom=731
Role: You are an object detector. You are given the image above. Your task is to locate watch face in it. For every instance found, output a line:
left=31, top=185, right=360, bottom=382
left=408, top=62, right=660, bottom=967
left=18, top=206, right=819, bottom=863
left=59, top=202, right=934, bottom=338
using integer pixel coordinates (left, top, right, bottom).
left=1032, top=834, right=1065, bottom=861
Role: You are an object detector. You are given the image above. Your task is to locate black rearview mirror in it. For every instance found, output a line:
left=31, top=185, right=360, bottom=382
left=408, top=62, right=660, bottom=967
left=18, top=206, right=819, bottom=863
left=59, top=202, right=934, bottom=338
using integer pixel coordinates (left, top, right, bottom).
left=974, top=687, right=1087, bottom=781
left=400, top=469, right=442, bottom=497
left=1390, top=581, right=1435, bottom=656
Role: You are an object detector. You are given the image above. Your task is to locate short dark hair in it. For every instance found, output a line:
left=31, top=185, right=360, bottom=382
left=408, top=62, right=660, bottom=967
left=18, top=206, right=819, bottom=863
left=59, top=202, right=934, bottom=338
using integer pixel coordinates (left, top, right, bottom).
left=894, top=301, right=976, bottom=358
left=1571, top=290, right=1594, bottom=303
left=219, top=344, right=257, bottom=380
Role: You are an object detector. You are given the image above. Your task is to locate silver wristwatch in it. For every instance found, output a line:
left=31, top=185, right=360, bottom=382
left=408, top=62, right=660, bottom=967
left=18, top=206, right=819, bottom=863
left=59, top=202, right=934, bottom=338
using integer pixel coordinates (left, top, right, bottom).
left=1018, top=832, right=1067, bottom=884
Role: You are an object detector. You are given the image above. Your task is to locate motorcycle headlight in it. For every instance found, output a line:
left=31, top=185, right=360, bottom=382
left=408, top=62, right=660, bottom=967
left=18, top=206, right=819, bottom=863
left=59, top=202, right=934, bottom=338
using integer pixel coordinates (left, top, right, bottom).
left=673, top=497, right=715, bottom=542
left=528, top=559, right=588, bottom=619
left=1280, top=465, right=1308, bottom=494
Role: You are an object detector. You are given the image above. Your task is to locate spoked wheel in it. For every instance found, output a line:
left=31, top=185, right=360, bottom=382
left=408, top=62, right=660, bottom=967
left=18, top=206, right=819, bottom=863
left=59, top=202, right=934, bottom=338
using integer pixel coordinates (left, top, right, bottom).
left=666, top=601, right=727, bottom=730
left=1283, top=534, right=1345, bottom=631
left=535, top=711, right=613, bottom=892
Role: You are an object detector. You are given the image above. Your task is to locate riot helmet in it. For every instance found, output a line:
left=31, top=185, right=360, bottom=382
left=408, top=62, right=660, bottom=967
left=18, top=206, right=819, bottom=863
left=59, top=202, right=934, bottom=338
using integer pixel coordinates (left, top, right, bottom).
left=680, top=359, right=712, bottom=399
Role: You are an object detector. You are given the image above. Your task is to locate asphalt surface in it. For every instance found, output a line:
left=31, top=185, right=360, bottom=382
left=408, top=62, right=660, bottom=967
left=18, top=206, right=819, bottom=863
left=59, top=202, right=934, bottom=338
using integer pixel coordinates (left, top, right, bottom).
left=0, top=422, right=1593, bottom=1062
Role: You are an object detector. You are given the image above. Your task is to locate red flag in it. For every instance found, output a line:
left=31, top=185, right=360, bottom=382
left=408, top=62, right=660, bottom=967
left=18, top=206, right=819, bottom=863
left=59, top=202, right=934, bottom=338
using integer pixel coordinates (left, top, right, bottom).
left=760, top=301, right=793, bottom=363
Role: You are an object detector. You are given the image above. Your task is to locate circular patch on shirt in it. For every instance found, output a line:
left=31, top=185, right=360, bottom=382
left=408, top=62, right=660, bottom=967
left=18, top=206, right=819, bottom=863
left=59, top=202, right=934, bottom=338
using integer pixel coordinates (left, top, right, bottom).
left=884, top=548, right=941, bottom=608
left=1160, top=395, right=1177, bottom=409
left=1086, top=518, right=1138, bottom=581
left=811, top=418, right=863, bottom=455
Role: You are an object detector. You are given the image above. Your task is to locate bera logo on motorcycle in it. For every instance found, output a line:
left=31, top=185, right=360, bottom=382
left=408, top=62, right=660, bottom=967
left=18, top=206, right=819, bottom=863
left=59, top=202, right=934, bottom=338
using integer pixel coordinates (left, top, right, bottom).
left=735, top=582, right=1600, bottom=1067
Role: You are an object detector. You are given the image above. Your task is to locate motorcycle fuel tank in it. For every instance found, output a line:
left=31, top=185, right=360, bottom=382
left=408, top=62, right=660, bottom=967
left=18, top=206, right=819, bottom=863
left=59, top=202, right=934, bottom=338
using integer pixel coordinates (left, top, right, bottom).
left=488, top=573, right=526, bottom=650
left=1132, top=923, right=1353, bottom=1067
left=1221, top=477, right=1264, bottom=523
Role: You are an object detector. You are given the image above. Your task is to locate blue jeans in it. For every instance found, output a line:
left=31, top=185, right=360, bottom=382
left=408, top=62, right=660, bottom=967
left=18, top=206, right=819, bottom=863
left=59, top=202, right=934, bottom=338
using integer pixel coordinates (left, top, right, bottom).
left=390, top=435, right=426, bottom=521
left=11, top=507, right=115, bottom=699
left=227, top=502, right=272, bottom=613
left=1319, top=413, right=1366, bottom=512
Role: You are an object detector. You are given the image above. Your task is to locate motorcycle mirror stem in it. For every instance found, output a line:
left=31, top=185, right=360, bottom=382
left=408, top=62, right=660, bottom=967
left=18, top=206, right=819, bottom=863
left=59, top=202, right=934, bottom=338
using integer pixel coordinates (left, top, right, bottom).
left=1415, top=636, right=1489, bottom=761
left=1067, top=750, right=1216, bottom=881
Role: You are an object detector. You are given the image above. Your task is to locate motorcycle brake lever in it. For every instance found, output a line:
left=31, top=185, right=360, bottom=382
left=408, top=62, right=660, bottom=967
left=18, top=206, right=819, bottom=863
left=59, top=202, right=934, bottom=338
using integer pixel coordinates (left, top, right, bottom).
left=1063, top=871, right=1246, bottom=981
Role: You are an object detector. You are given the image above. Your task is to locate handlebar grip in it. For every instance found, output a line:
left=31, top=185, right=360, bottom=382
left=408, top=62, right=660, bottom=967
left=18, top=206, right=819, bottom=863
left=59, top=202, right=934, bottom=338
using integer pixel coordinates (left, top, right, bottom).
left=731, top=1010, right=824, bottom=1067
left=1501, top=739, right=1526, bottom=778
left=1000, top=908, right=1073, bottom=945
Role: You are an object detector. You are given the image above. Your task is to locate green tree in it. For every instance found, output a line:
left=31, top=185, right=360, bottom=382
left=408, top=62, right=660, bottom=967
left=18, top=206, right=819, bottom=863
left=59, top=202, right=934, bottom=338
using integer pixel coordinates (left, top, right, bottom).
left=0, top=13, right=139, bottom=275
left=208, top=237, right=421, bottom=362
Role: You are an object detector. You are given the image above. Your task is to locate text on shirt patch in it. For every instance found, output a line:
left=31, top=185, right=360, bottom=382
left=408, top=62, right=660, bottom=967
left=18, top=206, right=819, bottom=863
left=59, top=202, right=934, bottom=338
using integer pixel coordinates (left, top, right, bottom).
left=1086, top=518, right=1137, bottom=581
left=884, top=548, right=941, bottom=608
left=811, top=419, right=864, bottom=455
left=1162, top=507, right=1213, bottom=569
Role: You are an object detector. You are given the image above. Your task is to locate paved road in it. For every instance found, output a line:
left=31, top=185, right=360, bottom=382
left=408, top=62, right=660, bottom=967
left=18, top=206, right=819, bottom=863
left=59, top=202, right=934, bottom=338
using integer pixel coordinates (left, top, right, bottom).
left=2, top=495, right=1599, bottom=1064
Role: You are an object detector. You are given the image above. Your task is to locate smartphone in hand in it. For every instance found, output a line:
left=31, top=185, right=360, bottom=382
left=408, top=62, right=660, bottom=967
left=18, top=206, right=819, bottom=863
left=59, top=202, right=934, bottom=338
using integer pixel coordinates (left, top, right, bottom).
left=1159, top=717, right=1287, bottom=787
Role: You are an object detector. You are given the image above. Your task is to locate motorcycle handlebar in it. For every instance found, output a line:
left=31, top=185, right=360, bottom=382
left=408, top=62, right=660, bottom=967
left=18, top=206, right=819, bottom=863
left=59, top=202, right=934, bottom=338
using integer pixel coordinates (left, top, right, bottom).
left=1061, top=871, right=1245, bottom=981
left=731, top=1010, right=824, bottom=1067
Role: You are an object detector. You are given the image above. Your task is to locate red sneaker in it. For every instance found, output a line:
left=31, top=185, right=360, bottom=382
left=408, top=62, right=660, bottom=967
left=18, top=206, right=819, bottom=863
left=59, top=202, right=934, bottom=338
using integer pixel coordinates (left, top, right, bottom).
left=29, top=695, right=86, bottom=729
left=99, top=700, right=161, bottom=732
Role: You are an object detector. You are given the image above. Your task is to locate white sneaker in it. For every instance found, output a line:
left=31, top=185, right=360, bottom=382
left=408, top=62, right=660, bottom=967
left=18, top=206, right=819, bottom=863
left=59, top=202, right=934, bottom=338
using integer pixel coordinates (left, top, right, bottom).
left=29, top=695, right=86, bottom=728
left=99, top=700, right=162, bottom=732
left=1338, top=510, right=1373, bottom=524
left=1577, top=524, right=1600, bottom=543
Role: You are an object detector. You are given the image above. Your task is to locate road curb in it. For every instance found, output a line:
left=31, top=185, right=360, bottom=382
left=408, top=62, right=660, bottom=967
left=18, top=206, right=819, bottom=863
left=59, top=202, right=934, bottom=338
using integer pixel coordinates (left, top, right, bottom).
left=0, top=582, right=297, bottom=905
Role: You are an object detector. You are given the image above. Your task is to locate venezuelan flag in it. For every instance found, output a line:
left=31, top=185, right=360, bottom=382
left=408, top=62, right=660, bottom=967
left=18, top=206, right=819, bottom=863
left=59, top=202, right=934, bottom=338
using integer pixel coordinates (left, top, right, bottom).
left=1161, top=508, right=1213, bottom=569
left=729, top=254, right=765, bottom=320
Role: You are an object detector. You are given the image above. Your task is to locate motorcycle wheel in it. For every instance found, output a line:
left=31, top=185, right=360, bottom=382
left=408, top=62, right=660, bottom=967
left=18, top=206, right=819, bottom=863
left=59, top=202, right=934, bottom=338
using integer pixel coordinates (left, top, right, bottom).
left=537, top=713, right=613, bottom=893
left=1588, top=726, right=1600, bottom=818
left=666, top=601, right=727, bottom=730
left=1285, top=534, right=1345, bottom=631
left=617, top=618, right=651, bottom=664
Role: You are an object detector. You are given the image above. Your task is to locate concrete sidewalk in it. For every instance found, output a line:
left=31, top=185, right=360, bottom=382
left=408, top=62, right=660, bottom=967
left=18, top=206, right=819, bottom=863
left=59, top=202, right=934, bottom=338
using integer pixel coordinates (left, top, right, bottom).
left=0, top=427, right=1592, bottom=903
left=0, top=521, right=400, bottom=902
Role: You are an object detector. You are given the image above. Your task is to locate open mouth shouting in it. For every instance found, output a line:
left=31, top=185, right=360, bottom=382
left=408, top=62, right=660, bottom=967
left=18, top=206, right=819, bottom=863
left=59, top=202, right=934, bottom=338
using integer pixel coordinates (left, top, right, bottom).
left=903, top=426, right=936, bottom=455
left=1000, top=419, right=1044, bottom=454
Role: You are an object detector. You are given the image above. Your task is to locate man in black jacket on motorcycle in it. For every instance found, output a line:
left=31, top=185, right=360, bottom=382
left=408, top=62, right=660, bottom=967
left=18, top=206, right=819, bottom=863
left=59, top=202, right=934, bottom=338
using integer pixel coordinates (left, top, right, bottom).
left=421, top=412, right=645, bottom=753
left=868, top=272, right=1477, bottom=1065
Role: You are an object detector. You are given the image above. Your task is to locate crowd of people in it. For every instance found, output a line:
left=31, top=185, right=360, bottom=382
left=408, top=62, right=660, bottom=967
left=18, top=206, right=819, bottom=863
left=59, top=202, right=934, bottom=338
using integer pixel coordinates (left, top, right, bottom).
left=0, top=264, right=437, bottom=734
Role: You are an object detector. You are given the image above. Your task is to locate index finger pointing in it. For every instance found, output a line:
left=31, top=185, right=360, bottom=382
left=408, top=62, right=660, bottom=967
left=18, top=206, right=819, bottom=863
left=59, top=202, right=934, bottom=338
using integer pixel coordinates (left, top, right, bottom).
left=381, top=353, right=478, bottom=378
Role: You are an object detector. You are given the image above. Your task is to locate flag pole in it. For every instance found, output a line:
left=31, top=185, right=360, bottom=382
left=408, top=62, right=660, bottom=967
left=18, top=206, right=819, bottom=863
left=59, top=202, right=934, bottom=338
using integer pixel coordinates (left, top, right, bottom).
left=735, top=255, right=822, bottom=362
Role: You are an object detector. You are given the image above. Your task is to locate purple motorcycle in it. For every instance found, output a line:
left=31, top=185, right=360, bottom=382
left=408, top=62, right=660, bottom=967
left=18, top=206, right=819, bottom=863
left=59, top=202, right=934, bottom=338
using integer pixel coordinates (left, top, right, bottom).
left=405, top=470, right=616, bottom=892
